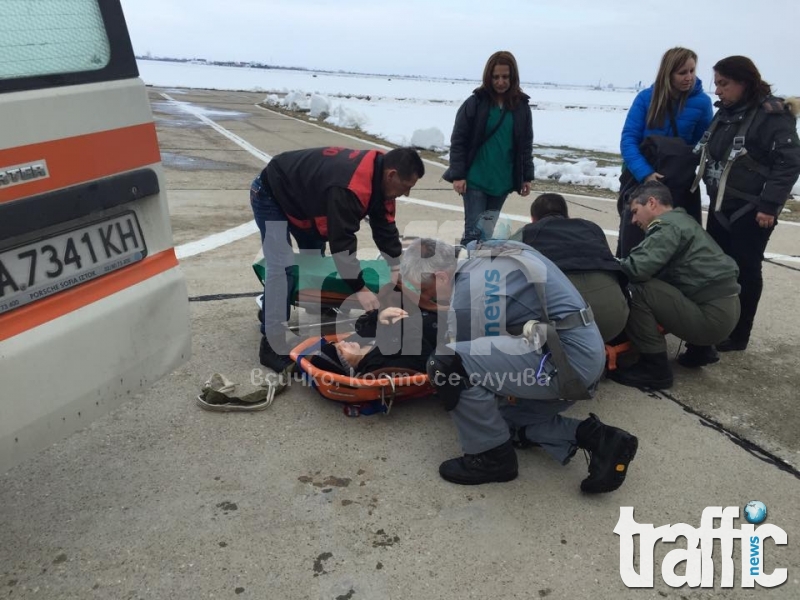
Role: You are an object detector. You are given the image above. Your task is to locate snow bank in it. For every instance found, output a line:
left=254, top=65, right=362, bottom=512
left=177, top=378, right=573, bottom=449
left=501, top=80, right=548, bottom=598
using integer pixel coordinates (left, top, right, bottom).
left=326, top=104, right=368, bottom=129
left=411, top=127, right=445, bottom=150
left=534, top=158, right=622, bottom=193
left=308, top=94, right=330, bottom=118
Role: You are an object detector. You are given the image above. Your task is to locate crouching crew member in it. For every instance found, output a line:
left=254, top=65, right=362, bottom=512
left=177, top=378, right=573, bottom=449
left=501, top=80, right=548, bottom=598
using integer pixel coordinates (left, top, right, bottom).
left=520, top=193, right=629, bottom=343
left=400, top=238, right=638, bottom=492
left=610, top=181, right=741, bottom=389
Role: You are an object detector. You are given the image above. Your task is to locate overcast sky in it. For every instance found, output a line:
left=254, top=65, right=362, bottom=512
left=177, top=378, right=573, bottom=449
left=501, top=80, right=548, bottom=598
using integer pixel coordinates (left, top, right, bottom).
left=121, top=0, right=799, bottom=94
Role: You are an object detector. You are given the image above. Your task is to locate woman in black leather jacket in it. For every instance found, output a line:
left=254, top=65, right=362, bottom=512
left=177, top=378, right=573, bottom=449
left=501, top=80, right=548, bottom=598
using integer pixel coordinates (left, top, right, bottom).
left=693, top=56, right=800, bottom=357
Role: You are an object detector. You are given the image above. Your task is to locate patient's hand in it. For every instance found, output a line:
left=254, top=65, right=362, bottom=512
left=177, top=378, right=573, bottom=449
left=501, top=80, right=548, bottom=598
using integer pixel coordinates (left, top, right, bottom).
left=379, top=307, right=409, bottom=325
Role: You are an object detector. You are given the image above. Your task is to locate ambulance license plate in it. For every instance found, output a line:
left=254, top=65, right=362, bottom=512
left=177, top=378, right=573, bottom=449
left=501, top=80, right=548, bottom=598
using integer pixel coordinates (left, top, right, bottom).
left=0, top=211, right=147, bottom=315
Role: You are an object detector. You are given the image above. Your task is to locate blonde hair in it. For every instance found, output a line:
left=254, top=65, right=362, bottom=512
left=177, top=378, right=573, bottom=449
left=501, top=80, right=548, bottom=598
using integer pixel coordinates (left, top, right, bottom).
left=646, top=47, right=698, bottom=129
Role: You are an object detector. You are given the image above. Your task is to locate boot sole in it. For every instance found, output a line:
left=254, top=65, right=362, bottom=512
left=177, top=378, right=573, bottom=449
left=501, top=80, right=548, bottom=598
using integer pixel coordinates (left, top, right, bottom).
left=677, top=357, right=720, bottom=368
left=581, top=435, right=638, bottom=494
left=608, top=373, right=674, bottom=390
left=717, top=345, right=747, bottom=352
left=637, top=380, right=673, bottom=390
left=439, top=470, right=519, bottom=485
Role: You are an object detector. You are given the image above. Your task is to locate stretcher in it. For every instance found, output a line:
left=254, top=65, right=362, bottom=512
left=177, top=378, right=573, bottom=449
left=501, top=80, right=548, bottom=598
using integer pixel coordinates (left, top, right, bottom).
left=290, top=333, right=434, bottom=417
left=604, top=341, right=633, bottom=371
left=604, top=326, right=667, bottom=371
left=253, top=254, right=434, bottom=415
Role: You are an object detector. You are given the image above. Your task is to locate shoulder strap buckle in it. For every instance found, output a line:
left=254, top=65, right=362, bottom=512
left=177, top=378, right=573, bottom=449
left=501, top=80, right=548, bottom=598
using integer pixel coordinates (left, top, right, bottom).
left=693, top=130, right=712, bottom=154
left=728, top=135, right=747, bottom=160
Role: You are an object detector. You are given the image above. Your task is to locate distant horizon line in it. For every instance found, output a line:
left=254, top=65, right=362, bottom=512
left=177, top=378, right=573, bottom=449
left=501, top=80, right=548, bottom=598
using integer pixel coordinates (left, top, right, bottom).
left=135, top=55, right=647, bottom=91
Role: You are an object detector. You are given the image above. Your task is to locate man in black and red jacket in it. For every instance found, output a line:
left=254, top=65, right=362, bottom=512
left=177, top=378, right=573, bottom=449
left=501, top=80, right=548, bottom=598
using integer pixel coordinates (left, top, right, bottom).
left=250, top=146, right=424, bottom=371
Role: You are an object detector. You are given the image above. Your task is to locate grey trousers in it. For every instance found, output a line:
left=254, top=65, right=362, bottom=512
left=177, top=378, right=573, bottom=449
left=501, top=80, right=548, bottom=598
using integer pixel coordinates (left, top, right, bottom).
left=448, top=335, right=600, bottom=464
left=627, top=279, right=741, bottom=353
left=566, top=271, right=629, bottom=343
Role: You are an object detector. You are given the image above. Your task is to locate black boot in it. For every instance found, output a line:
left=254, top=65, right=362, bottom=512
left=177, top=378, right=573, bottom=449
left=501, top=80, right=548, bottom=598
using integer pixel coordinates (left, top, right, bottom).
left=677, top=344, right=719, bottom=368
left=716, top=338, right=748, bottom=352
left=608, top=351, right=673, bottom=389
left=259, top=336, right=293, bottom=372
left=439, top=439, right=518, bottom=485
left=576, top=413, right=638, bottom=494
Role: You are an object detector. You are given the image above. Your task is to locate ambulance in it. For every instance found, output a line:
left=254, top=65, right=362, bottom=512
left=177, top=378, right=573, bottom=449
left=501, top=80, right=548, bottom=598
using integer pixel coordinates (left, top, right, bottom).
left=0, top=0, right=191, bottom=472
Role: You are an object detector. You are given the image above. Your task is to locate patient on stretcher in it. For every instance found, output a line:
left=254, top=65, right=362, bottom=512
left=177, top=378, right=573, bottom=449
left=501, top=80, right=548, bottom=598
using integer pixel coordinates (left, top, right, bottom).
left=308, top=280, right=445, bottom=377
left=308, top=308, right=432, bottom=376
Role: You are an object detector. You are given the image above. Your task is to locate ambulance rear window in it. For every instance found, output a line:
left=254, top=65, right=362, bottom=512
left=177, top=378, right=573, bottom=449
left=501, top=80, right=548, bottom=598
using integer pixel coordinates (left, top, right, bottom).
left=0, top=0, right=111, bottom=80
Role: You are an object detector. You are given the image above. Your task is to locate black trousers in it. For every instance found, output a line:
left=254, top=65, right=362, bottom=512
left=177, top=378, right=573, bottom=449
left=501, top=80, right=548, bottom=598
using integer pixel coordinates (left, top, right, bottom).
left=706, top=207, right=775, bottom=343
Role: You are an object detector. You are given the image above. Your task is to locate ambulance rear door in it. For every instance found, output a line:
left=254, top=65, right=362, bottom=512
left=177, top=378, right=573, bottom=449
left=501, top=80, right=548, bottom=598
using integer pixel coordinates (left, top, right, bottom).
left=0, top=0, right=191, bottom=472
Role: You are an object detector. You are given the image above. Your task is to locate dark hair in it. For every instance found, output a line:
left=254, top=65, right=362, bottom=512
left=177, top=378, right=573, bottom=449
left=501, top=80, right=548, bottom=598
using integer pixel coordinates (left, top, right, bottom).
left=713, top=56, right=772, bottom=107
left=480, top=50, right=524, bottom=110
left=630, top=181, right=673, bottom=207
left=531, top=193, right=569, bottom=220
left=384, top=147, right=425, bottom=180
left=307, top=341, right=349, bottom=376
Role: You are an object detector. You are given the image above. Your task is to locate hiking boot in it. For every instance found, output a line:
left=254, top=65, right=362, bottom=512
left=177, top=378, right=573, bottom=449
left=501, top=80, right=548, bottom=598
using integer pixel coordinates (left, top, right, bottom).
left=677, top=344, right=720, bottom=368
left=439, top=439, right=518, bottom=485
left=576, top=413, right=638, bottom=494
left=259, top=336, right=292, bottom=372
left=608, top=351, right=673, bottom=389
left=716, top=338, right=748, bottom=352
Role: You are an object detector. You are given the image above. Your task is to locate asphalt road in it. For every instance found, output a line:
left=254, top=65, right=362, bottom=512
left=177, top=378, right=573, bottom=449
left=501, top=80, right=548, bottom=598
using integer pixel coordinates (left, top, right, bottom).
left=1, top=87, right=798, bottom=600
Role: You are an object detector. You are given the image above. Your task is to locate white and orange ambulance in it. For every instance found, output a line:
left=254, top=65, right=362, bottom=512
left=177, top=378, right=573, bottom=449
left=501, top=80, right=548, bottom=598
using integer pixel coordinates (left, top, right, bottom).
left=0, top=1, right=191, bottom=471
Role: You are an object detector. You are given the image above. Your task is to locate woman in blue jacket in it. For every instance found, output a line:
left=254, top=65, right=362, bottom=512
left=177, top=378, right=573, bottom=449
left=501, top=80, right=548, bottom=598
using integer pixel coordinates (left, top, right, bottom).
left=618, top=47, right=713, bottom=256
left=447, top=50, right=534, bottom=246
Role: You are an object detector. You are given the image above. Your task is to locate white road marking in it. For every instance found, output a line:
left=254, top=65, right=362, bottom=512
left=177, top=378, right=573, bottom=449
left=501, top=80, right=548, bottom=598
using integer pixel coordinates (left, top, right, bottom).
left=175, top=222, right=258, bottom=259
left=163, top=95, right=800, bottom=264
left=160, top=93, right=272, bottom=164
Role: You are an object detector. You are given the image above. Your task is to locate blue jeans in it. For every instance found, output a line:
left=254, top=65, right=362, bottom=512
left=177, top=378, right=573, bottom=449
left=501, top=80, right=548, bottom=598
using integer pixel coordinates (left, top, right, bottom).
left=461, top=188, right=508, bottom=246
left=250, top=177, right=324, bottom=344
